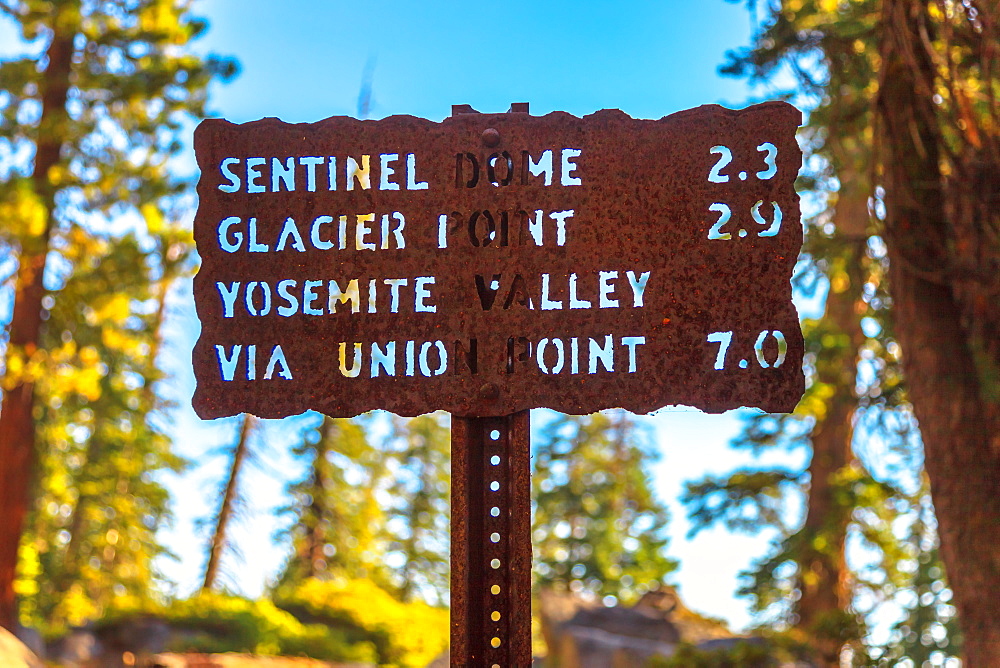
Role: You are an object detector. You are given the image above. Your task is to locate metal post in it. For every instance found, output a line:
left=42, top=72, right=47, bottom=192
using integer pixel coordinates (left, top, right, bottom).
left=451, top=411, right=532, bottom=666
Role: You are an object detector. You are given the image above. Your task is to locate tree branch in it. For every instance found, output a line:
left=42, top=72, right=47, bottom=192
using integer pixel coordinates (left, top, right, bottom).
left=0, top=2, right=23, bottom=19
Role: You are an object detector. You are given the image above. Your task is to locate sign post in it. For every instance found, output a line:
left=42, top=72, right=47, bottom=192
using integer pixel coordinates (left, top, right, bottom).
left=191, top=100, right=804, bottom=666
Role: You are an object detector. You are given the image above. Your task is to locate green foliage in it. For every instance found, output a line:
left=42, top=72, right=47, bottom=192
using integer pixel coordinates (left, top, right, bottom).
left=276, top=577, right=449, bottom=668
left=865, top=495, right=963, bottom=667
left=279, top=413, right=451, bottom=605
left=385, top=414, right=450, bottom=603
left=532, top=410, right=676, bottom=604
left=1, top=0, right=236, bottom=631
left=697, top=0, right=968, bottom=663
left=102, top=592, right=377, bottom=664
left=16, top=232, right=189, bottom=631
left=647, top=641, right=776, bottom=668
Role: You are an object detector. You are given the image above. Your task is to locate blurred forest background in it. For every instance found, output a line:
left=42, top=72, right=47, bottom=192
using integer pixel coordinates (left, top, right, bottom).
left=0, top=0, right=998, bottom=666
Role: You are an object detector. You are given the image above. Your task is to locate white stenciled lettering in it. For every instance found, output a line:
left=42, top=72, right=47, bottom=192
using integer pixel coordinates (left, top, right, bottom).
left=302, top=280, right=323, bottom=315
left=248, top=217, right=269, bottom=252
left=214, top=212, right=408, bottom=253
left=379, top=153, right=400, bottom=190
left=271, top=157, right=295, bottom=192
left=299, top=156, right=323, bottom=191
left=215, top=344, right=241, bottom=381
left=549, top=210, right=573, bottom=246
left=214, top=344, right=291, bottom=380
left=621, top=336, right=645, bottom=372
left=589, top=335, right=614, bottom=373
left=311, top=215, right=334, bottom=250
left=477, top=270, right=649, bottom=312
left=275, top=217, right=306, bottom=252
left=215, top=277, right=440, bottom=317
left=569, top=274, right=591, bottom=309
left=217, top=282, right=240, bottom=318
left=537, top=337, right=565, bottom=374
left=277, top=280, right=298, bottom=317
left=334, top=340, right=461, bottom=378
left=406, top=153, right=428, bottom=190
left=371, top=341, right=395, bottom=377
left=561, top=148, right=582, bottom=186
left=384, top=278, right=408, bottom=313
left=527, top=149, right=553, bottom=186
left=381, top=212, right=405, bottom=249
left=264, top=345, right=292, bottom=379
left=438, top=214, right=449, bottom=249
left=346, top=155, right=371, bottom=191
left=219, top=158, right=240, bottom=193
left=540, top=274, right=563, bottom=311
left=506, top=334, right=644, bottom=375
left=329, top=279, right=360, bottom=314
left=598, top=271, right=619, bottom=308
left=339, top=342, right=362, bottom=378
left=217, top=153, right=429, bottom=193
left=245, top=281, right=272, bottom=316
left=355, top=213, right=376, bottom=251
left=626, top=271, right=651, bottom=307
left=414, top=277, right=436, bottom=313
left=218, top=217, right=243, bottom=252
left=246, top=157, right=266, bottom=193
left=419, top=340, right=447, bottom=376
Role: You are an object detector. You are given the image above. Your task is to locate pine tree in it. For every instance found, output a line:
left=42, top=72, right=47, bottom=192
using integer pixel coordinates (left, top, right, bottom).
left=278, top=414, right=393, bottom=590
left=707, top=0, right=990, bottom=660
left=14, top=229, right=189, bottom=629
left=202, top=414, right=255, bottom=592
left=0, top=0, right=236, bottom=629
left=385, top=413, right=450, bottom=605
left=532, top=410, right=676, bottom=605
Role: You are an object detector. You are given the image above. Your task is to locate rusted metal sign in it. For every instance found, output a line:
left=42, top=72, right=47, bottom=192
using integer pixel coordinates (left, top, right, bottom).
left=192, top=102, right=804, bottom=419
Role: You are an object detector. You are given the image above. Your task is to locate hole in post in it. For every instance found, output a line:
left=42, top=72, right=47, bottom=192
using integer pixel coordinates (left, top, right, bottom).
left=490, top=532, right=500, bottom=542
left=491, top=585, right=501, bottom=595
left=491, top=559, right=501, bottom=569
left=490, top=481, right=500, bottom=491
left=490, top=429, right=501, bottom=440
left=490, top=455, right=500, bottom=465
left=491, top=637, right=501, bottom=648
left=491, top=611, right=501, bottom=621
left=491, top=507, right=500, bottom=517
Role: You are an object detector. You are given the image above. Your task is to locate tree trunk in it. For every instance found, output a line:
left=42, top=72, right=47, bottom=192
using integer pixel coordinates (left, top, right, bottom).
left=878, top=2, right=1000, bottom=664
left=0, top=8, right=77, bottom=632
left=304, top=417, right=334, bottom=579
left=795, top=241, right=865, bottom=667
left=202, top=414, right=253, bottom=591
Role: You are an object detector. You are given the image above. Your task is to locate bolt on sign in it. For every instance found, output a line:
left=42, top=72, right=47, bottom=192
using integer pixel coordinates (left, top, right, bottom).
left=191, top=102, right=804, bottom=420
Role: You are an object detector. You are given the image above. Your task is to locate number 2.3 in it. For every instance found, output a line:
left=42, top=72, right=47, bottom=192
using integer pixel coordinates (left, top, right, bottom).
left=708, top=143, right=778, bottom=183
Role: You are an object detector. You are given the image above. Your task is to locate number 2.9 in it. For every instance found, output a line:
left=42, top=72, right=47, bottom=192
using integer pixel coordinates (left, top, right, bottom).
left=707, top=201, right=783, bottom=240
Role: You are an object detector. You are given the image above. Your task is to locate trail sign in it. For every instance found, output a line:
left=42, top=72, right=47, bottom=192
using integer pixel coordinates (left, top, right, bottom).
left=192, top=102, right=804, bottom=420
left=191, top=102, right=804, bottom=666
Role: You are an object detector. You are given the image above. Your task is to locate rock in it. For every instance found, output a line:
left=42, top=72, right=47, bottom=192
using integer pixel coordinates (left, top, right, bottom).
left=46, top=627, right=102, bottom=667
left=0, top=627, right=44, bottom=668
left=538, top=586, right=740, bottom=667
left=14, top=626, right=45, bottom=660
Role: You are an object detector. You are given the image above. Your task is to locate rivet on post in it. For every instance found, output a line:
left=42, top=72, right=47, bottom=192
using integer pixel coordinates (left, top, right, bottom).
left=482, top=128, right=501, bottom=147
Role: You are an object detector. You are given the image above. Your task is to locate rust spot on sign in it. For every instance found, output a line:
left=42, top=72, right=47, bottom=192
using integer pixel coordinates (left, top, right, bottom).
left=191, top=102, right=804, bottom=419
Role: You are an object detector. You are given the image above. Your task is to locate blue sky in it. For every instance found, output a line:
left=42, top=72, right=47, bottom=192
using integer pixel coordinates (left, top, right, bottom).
left=149, top=0, right=811, bottom=632
left=191, top=0, right=759, bottom=123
